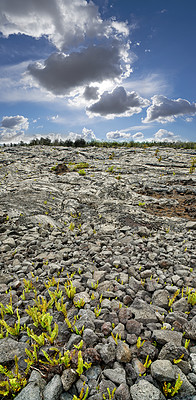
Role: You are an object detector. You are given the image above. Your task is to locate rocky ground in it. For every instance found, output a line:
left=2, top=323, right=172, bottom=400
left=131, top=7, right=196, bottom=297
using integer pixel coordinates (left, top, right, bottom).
left=0, top=145, right=196, bottom=400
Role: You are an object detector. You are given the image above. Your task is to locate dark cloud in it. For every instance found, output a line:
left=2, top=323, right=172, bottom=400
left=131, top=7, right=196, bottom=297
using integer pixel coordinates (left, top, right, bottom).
left=144, top=95, right=196, bottom=123
left=28, top=46, right=125, bottom=95
left=87, top=86, right=150, bottom=118
left=0, top=115, right=29, bottom=143
left=1, top=115, right=29, bottom=130
left=83, top=86, right=99, bottom=100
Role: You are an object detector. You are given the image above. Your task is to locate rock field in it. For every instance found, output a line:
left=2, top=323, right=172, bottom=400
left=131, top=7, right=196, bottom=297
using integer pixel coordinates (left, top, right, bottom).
left=0, top=145, right=196, bottom=400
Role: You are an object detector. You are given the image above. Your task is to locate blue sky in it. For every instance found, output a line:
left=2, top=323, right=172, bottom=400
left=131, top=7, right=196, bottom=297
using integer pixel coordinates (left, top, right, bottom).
left=0, top=0, right=196, bottom=144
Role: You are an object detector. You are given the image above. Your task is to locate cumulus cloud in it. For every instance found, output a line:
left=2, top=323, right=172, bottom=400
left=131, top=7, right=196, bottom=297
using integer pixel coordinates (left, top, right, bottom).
left=144, top=95, right=196, bottom=123
left=66, top=127, right=97, bottom=142
left=0, top=115, right=29, bottom=143
left=106, top=130, right=131, bottom=140
left=0, top=0, right=129, bottom=51
left=1, top=115, right=29, bottom=130
left=87, top=86, right=150, bottom=118
left=132, top=132, right=144, bottom=140
left=28, top=45, right=129, bottom=95
left=153, top=129, right=180, bottom=142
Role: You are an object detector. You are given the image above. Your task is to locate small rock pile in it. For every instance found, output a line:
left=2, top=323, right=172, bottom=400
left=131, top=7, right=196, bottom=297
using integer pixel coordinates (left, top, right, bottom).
left=0, top=145, right=196, bottom=400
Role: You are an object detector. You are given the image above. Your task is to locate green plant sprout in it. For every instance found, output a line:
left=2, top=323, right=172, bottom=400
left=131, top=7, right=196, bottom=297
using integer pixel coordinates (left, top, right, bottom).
left=69, top=222, right=75, bottom=231
left=65, top=280, right=76, bottom=299
left=106, top=166, right=115, bottom=173
left=74, top=325, right=84, bottom=336
left=78, top=169, right=86, bottom=176
left=91, top=280, right=99, bottom=289
left=73, top=299, right=86, bottom=308
left=94, top=305, right=101, bottom=317
left=74, top=340, right=84, bottom=350
left=111, top=332, right=119, bottom=344
left=163, top=374, right=183, bottom=397
left=136, top=337, right=145, bottom=349
left=25, top=345, right=39, bottom=373
left=41, top=349, right=72, bottom=368
left=48, top=286, right=63, bottom=300
left=91, top=292, right=95, bottom=300
left=55, top=298, right=67, bottom=318
left=23, top=278, right=34, bottom=293
left=73, top=383, right=89, bottom=400
left=173, top=354, right=184, bottom=364
left=102, top=387, right=116, bottom=400
left=26, top=327, right=45, bottom=346
left=34, top=295, right=53, bottom=313
left=76, top=351, right=92, bottom=376
left=0, top=355, right=27, bottom=397
left=184, top=339, right=190, bottom=349
left=187, top=290, right=196, bottom=306
left=168, top=289, right=180, bottom=308
left=189, top=157, right=196, bottom=173
left=143, top=355, right=152, bottom=369
left=0, top=292, right=14, bottom=316
left=0, top=308, right=21, bottom=336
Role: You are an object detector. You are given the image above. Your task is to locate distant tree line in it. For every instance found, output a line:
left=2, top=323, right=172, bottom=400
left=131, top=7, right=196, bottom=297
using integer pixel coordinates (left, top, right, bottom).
left=2, top=137, right=196, bottom=150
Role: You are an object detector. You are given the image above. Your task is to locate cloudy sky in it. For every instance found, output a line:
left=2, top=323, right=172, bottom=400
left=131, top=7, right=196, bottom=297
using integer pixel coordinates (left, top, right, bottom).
left=0, top=0, right=196, bottom=144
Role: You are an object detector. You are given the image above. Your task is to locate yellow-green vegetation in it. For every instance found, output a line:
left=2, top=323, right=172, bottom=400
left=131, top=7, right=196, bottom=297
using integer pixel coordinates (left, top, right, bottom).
left=111, top=332, right=121, bottom=344
left=138, top=202, right=145, bottom=207
left=186, top=289, right=196, bottom=306
left=91, top=280, right=99, bottom=289
left=73, top=383, right=89, bottom=400
left=106, top=165, right=115, bottom=173
left=78, top=169, right=86, bottom=176
left=173, top=354, right=184, bottom=364
left=136, top=336, right=145, bottom=349
left=0, top=271, right=93, bottom=398
left=65, top=279, right=76, bottom=299
left=184, top=339, right=190, bottom=349
left=76, top=350, right=92, bottom=376
left=143, top=355, right=152, bottom=369
left=163, top=374, right=183, bottom=397
left=189, top=157, right=196, bottom=173
left=94, top=305, right=101, bottom=317
left=0, top=356, right=27, bottom=397
left=73, top=299, right=86, bottom=308
left=102, top=387, right=116, bottom=400
left=168, top=289, right=180, bottom=308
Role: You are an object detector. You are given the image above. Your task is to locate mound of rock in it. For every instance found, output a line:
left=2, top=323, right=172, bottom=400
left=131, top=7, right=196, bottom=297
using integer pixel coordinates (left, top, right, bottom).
left=0, top=145, right=196, bottom=400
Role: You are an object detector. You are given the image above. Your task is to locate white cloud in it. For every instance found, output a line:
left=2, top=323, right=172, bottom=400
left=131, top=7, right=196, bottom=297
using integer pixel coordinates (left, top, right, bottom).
left=144, top=95, right=196, bottom=123
left=132, top=132, right=144, bottom=140
left=0, top=0, right=128, bottom=51
left=66, top=127, right=97, bottom=142
left=87, top=86, right=150, bottom=118
left=145, top=129, right=181, bottom=143
left=0, top=115, right=29, bottom=143
left=27, top=44, right=130, bottom=96
left=106, top=130, right=131, bottom=140
left=186, top=117, right=193, bottom=122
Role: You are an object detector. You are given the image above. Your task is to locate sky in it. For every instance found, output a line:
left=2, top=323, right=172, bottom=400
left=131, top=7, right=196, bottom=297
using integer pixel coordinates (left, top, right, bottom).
left=0, top=0, right=196, bottom=144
